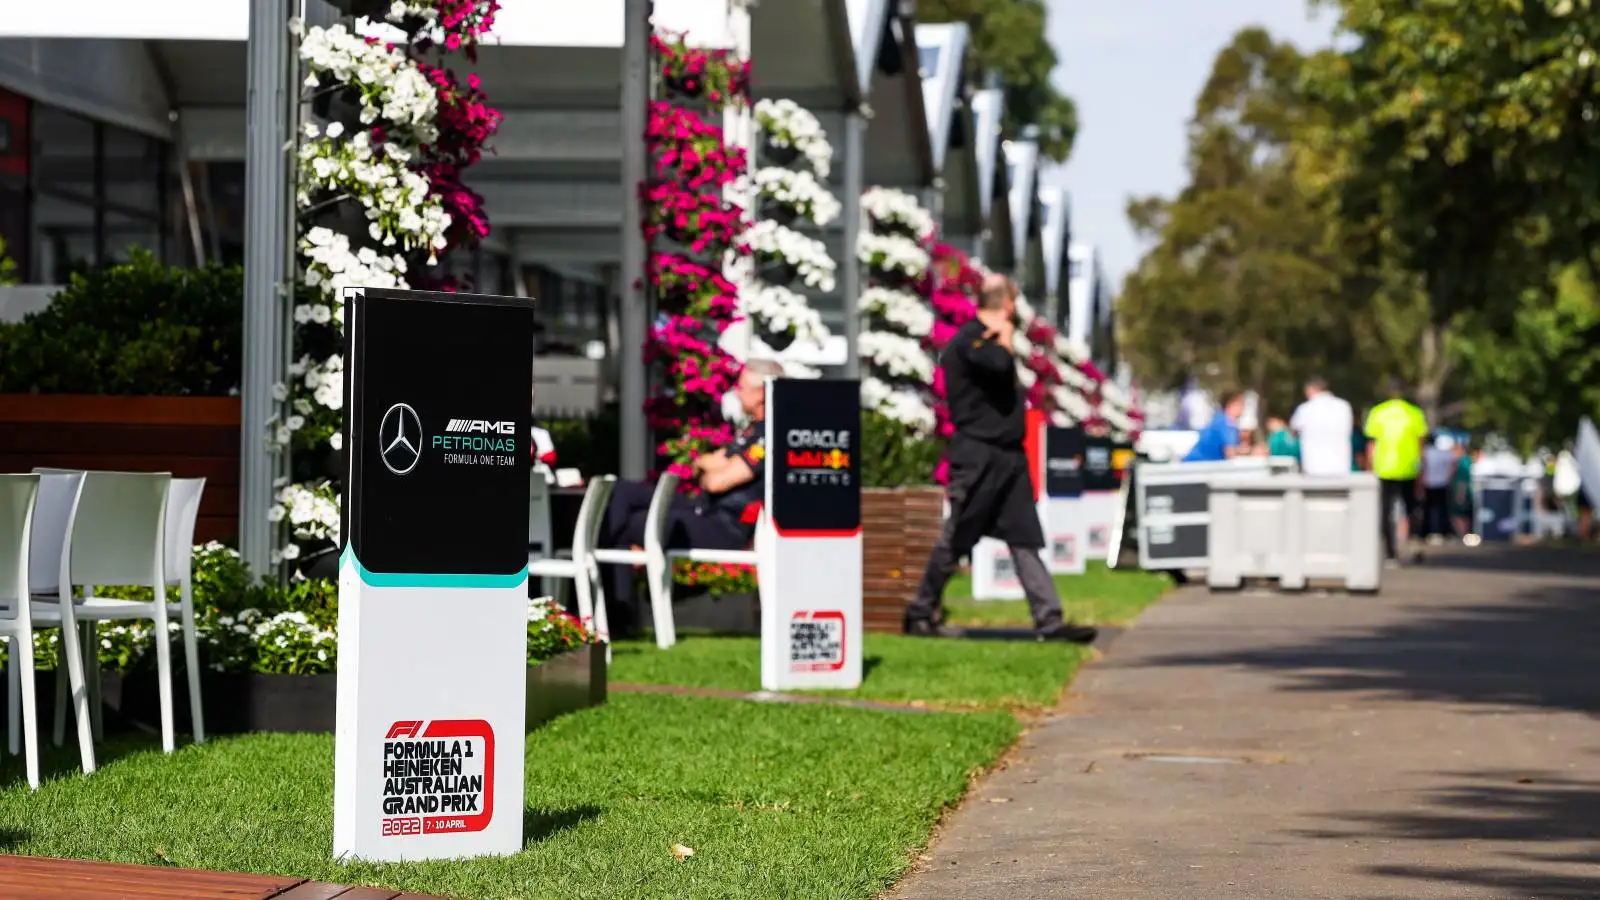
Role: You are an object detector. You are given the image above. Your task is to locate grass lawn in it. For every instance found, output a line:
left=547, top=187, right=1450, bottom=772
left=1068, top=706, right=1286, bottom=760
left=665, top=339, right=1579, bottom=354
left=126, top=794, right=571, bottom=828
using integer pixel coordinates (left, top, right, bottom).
left=0, top=566, right=1171, bottom=898
left=0, top=694, right=1016, bottom=900
left=613, top=564, right=1175, bottom=711
left=943, top=562, right=1172, bottom=628
left=612, top=633, right=1089, bottom=710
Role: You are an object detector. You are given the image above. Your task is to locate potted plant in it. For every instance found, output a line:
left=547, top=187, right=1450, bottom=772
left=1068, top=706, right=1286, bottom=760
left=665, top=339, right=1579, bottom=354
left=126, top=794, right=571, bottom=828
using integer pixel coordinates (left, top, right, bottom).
left=858, top=411, right=945, bottom=632
left=753, top=98, right=833, bottom=178
left=670, top=561, right=759, bottom=634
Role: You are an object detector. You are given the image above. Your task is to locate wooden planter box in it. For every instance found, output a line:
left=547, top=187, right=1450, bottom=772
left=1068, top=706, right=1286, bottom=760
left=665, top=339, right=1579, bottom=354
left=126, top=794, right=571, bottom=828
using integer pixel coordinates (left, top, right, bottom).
left=670, top=589, right=760, bottom=634
left=89, top=645, right=607, bottom=736
left=0, top=394, right=243, bottom=543
left=862, top=486, right=944, bottom=632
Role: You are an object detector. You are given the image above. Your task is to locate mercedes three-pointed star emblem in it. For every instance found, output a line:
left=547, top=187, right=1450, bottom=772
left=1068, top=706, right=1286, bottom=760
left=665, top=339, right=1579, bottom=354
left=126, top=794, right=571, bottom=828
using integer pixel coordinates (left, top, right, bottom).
left=379, top=403, right=423, bottom=475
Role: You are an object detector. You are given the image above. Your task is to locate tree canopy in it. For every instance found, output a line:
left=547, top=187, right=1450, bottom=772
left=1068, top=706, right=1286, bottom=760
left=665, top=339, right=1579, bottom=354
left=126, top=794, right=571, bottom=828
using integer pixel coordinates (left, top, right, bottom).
left=1119, top=4, right=1600, bottom=444
left=1118, top=28, right=1349, bottom=418
left=917, top=0, right=1079, bottom=161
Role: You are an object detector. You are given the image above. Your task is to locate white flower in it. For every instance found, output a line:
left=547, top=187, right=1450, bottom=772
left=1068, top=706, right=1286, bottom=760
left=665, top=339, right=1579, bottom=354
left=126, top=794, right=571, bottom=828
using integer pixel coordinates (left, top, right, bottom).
left=299, top=24, right=439, bottom=142
left=745, top=220, right=837, bottom=291
left=782, top=361, right=823, bottom=379
left=743, top=284, right=831, bottom=344
left=857, top=232, right=930, bottom=279
left=1013, top=293, right=1041, bottom=326
left=297, top=139, right=449, bottom=261
left=1052, top=386, right=1094, bottom=421
left=753, top=98, right=833, bottom=178
left=1012, top=332, right=1034, bottom=358
left=752, top=167, right=841, bottom=226
left=329, top=431, right=344, bottom=451
left=859, top=287, right=933, bottom=337
left=861, top=377, right=936, bottom=434
left=861, top=186, right=936, bottom=239
left=859, top=330, right=935, bottom=383
left=1053, top=334, right=1090, bottom=364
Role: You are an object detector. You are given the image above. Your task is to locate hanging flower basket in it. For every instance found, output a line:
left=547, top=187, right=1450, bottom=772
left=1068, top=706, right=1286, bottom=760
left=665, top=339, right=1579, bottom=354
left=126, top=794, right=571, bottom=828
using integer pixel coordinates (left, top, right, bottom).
left=875, top=219, right=924, bottom=242
left=302, top=193, right=373, bottom=246
left=663, top=73, right=705, bottom=100
left=309, top=75, right=365, bottom=131
left=765, top=328, right=799, bottom=352
left=756, top=253, right=799, bottom=287
left=870, top=266, right=917, bottom=291
left=760, top=200, right=800, bottom=228
left=761, top=137, right=802, bottom=167
left=656, top=281, right=696, bottom=312
left=327, top=0, right=389, bottom=18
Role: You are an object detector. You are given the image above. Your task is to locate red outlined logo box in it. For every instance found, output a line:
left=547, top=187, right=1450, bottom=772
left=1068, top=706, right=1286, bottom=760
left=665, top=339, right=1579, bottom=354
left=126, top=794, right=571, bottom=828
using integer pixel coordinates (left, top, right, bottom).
left=380, top=718, right=495, bottom=837
left=789, top=610, right=847, bottom=672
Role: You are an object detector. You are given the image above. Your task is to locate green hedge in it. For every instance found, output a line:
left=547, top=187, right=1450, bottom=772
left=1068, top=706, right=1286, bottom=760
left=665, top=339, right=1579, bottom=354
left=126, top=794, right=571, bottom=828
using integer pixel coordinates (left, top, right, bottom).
left=0, top=250, right=243, bottom=396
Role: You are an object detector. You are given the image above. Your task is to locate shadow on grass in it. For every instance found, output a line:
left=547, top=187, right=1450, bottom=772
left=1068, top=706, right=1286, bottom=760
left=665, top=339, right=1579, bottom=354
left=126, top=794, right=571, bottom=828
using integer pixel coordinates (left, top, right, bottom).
left=0, top=734, right=157, bottom=791
left=522, top=804, right=601, bottom=846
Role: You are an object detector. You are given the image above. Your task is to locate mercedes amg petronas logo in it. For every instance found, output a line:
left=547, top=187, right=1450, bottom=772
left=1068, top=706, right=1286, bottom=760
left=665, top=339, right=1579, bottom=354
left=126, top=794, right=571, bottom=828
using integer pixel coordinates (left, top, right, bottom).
left=379, top=403, right=423, bottom=475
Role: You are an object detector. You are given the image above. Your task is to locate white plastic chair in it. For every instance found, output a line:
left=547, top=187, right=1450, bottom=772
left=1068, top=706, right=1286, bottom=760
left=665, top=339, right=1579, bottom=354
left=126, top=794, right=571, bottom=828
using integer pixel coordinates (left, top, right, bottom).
left=31, top=471, right=174, bottom=773
left=162, top=478, right=207, bottom=744
left=660, top=507, right=765, bottom=619
left=34, top=470, right=207, bottom=747
left=0, top=475, right=43, bottom=789
left=528, top=475, right=616, bottom=646
left=591, top=475, right=679, bottom=649
left=527, top=470, right=555, bottom=598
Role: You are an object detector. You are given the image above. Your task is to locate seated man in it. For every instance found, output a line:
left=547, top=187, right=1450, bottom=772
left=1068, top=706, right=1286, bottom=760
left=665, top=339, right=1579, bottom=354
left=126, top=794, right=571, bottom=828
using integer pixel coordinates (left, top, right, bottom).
left=598, top=358, right=783, bottom=633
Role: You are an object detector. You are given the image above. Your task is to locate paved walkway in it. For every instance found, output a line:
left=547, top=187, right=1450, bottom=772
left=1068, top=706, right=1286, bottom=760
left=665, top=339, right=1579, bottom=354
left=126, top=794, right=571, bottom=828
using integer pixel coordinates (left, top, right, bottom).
left=892, top=546, right=1600, bottom=900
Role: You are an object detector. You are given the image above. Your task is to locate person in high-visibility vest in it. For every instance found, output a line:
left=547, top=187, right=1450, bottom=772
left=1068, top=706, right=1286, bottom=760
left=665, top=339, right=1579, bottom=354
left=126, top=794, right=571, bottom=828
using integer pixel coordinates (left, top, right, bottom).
left=1364, top=380, right=1429, bottom=564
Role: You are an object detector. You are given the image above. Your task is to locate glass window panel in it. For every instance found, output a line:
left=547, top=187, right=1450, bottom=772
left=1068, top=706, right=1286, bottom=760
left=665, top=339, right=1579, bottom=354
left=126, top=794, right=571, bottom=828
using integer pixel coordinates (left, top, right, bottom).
left=31, top=106, right=95, bottom=205
left=102, top=123, right=164, bottom=216
left=103, top=209, right=162, bottom=264
left=31, top=191, right=95, bottom=282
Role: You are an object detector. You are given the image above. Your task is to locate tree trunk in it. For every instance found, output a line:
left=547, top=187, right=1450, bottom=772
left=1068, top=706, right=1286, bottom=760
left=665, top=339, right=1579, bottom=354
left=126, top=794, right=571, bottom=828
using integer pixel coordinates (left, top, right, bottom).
left=1415, top=321, right=1451, bottom=425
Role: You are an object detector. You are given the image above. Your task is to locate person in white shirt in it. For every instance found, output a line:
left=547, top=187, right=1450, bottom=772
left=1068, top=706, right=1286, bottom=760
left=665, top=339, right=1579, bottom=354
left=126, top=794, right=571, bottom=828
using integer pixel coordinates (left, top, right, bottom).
left=1420, top=434, right=1457, bottom=542
left=1289, top=376, right=1354, bottom=476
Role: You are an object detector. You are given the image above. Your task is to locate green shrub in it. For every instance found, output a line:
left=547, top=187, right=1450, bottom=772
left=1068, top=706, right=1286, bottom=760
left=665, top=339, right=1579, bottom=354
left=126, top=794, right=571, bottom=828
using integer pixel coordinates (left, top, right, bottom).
left=544, top=407, right=620, bottom=476
left=0, top=236, right=17, bottom=287
left=861, top=411, right=942, bottom=487
left=0, top=249, right=243, bottom=395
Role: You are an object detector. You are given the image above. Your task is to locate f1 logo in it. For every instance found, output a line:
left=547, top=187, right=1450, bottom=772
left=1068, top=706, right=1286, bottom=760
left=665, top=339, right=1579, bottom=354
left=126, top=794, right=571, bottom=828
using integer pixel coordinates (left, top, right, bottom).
left=385, top=720, right=423, bottom=739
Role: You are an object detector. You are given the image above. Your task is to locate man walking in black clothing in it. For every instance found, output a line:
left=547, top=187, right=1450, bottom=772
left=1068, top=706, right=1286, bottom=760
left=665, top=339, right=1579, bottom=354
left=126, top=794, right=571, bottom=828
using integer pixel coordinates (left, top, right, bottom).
left=905, top=274, right=1098, bottom=643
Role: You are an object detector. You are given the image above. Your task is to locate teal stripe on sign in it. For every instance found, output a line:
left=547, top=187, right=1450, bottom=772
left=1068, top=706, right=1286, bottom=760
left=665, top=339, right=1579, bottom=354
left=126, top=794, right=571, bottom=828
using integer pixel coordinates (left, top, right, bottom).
left=340, top=547, right=528, bottom=589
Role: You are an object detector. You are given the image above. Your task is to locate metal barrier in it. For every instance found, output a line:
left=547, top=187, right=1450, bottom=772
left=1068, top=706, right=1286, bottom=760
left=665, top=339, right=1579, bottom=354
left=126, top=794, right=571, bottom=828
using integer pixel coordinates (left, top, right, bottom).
left=1207, top=473, right=1382, bottom=592
left=1134, top=457, right=1292, bottom=571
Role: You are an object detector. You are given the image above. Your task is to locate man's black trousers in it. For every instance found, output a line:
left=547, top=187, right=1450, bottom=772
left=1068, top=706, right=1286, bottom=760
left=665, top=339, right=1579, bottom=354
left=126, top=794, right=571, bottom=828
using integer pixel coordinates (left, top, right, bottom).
left=906, top=436, right=1064, bottom=629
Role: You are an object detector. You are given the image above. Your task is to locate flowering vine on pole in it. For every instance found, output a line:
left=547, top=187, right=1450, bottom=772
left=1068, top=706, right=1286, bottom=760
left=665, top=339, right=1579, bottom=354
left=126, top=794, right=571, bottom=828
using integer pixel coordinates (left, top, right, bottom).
left=270, top=1, right=503, bottom=577
left=643, top=32, right=751, bottom=485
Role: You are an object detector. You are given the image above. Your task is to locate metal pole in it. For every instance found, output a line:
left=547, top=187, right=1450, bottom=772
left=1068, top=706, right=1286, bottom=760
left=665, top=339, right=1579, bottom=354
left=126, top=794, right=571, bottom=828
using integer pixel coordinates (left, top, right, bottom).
left=240, top=0, right=293, bottom=574
left=619, top=0, right=651, bottom=479
left=841, top=107, right=865, bottom=379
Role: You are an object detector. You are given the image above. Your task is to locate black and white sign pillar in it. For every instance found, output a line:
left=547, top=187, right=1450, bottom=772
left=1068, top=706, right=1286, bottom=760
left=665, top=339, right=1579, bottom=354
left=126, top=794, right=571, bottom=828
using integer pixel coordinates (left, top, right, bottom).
left=1042, top=425, right=1088, bottom=574
left=760, top=378, right=862, bottom=691
left=1081, top=433, right=1120, bottom=559
left=334, top=288, right=534, bottom=862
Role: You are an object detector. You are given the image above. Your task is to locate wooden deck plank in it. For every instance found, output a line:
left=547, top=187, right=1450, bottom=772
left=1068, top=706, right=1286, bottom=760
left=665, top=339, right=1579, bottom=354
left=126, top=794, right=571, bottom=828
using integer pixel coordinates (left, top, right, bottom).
left=327, top=889, right=404, bottom=900
left=0, top=855, right=449, bottom=899
left=272, top=883, right=361, bottom=899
